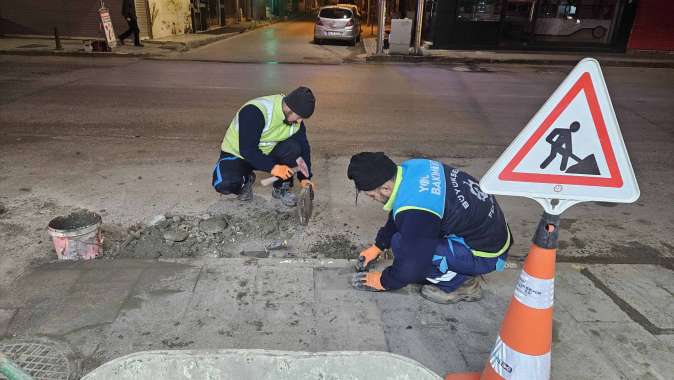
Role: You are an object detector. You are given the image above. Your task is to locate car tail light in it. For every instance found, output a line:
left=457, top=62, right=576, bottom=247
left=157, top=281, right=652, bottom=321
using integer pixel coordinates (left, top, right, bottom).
left=346, top=19, right=354, bottom=27
left=316, top=18, right=323, bottom=26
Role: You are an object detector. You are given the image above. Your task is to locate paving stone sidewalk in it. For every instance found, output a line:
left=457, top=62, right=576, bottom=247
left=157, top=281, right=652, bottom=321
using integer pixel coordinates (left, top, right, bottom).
left=0, top=258, right=671, bottom=378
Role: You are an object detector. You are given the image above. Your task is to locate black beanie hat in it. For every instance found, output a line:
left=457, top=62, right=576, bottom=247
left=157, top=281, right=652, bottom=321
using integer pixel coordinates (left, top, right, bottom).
left=347, top=152, right=397, bottom=191
left=284, top=86, right=316, bottom=119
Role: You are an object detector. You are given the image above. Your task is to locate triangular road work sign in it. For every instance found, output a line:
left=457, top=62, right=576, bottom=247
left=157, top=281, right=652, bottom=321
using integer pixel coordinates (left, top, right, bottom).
left=480, top=58, right=639, bottom=213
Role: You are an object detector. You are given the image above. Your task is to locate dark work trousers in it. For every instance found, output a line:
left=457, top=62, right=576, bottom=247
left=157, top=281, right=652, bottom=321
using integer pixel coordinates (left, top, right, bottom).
left=212, top=139, right=302, bottom=195
left=391, top=233, right=508, bottom=293
left=119, top=16, right=141, bottom=46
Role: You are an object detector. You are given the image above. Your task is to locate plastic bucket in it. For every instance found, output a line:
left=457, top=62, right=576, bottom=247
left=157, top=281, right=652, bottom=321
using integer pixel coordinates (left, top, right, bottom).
left=47, top=210, right=102, bottom=260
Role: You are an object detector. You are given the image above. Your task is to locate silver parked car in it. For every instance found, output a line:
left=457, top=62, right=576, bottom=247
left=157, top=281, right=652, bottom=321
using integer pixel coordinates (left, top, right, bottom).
left=314, top=5, right=361, bottom=46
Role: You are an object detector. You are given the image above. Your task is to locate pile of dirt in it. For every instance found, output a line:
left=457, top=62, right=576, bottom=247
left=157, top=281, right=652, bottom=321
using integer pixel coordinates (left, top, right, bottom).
left=106, top=209, right=297, bottom=259
left=310, top=233, right=360, bottom=259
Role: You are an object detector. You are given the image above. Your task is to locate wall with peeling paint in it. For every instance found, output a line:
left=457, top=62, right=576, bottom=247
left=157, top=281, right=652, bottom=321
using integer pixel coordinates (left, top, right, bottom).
left=148, top=0, right=192, bottom=38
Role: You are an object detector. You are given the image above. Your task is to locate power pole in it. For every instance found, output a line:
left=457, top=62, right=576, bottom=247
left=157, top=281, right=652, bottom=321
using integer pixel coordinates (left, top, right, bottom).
left=414, top=0, right=424, bottom=54
left=367, top=0, right=371, bottom=27
left=376, top=0, right=385, bottom=54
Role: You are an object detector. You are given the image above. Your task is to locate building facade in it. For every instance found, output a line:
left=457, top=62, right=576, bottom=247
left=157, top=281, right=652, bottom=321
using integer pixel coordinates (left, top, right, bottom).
left=0, top=0, right=273, bottom=39
left=419, top=0, right=673, bottom=52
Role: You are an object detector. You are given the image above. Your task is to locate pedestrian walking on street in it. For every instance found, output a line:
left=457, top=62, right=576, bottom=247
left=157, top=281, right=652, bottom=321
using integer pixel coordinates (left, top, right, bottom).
left=347, top=152, right=513, bottom=303
left=118, top=0, right=143, bottom=47
left=212, top=87, right=316, bottom=207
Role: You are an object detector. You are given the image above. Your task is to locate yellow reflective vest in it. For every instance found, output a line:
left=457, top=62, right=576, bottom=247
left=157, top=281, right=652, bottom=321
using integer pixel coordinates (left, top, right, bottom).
left=221, top=94, right=301, bottom=157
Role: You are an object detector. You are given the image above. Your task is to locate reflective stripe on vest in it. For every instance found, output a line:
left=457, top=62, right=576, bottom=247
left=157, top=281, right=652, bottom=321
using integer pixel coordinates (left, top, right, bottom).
left=221, top=94, right=300, bottom=157
left=514, top=269, right=555, bottom=310
left=470, top=225, right=512, bottom=258
left=488, top=335, right=551, bottom=380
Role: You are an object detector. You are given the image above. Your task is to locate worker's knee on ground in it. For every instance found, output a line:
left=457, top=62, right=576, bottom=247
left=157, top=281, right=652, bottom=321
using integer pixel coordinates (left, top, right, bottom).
left=271, top=139, right=302, bottom=165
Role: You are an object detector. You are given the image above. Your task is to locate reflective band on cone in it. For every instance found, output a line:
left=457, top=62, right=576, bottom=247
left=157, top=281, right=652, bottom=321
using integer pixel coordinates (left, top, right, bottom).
left=487, top=336, right=551, bottom=380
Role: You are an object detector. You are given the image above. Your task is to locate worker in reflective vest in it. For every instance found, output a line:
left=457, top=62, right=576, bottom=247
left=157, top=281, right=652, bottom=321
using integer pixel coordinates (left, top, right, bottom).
left=213, top=87, right=316, bottom=207
left=347, top=152, right=512, bottom=304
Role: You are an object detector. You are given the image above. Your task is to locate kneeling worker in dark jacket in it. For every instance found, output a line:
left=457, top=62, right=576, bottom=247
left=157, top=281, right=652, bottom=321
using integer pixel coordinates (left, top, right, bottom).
left=347, top=152, right=512, bottom=304
left=213, top=87, right=316, bottom=207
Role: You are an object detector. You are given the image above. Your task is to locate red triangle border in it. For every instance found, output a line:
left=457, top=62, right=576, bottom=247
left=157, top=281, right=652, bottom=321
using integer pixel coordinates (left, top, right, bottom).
left=498, top=72, right=624, bottom=188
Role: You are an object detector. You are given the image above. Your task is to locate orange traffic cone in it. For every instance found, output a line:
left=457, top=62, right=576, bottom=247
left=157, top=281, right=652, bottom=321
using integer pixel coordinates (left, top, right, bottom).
left=445, top=213, right=559, bottom=380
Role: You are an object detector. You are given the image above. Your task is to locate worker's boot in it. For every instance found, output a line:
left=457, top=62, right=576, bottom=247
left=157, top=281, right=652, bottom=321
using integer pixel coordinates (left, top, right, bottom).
left=420, top=277, right=482, bottom=304
left=237, top=172, right=255, bottom=201
left=272, top=181, right=297, bottom=207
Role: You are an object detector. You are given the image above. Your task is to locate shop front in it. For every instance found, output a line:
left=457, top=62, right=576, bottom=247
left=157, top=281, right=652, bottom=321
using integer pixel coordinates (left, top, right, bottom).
left=424, top=0, right=638, bottom=51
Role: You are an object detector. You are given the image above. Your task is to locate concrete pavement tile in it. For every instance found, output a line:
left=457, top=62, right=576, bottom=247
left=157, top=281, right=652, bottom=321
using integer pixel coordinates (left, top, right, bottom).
left=0, top=268, right=81, bottom=309
left=59, top=323, right=108, bottom=358
left=481, top=267, right=520, bottom=300
left=245, top=330, right=316, bottom=352
left=188, top=263, right=257, bottom=308
left=555, top=264, right=632, bottom=322
left=383, top=326, right=466, bottom=376
left=5, top=307, right=51, bottom=336
left=255, top=265, right=314, bottom=303
left=101, top=265, right=203, bottom=355
left=458, top=350, right=491, bottom=373
left=128, top=262, right=201, bottom=296
left=313, top=302, right=358, bottom=351
left=79, top=259, right=161, bottom=270
left=77, top=266, right=144, bottom=283
left=36, top=281, right=132, bottom=335
left=160, top=319, right=248, bottom=351
left=314, top=302, right=387, bottom=352
left=452, top=321, right=500, bottom=355
left=252, top=299, right=315, bottom=333
left=550, top=309, right=624, bottom=380
left=313, top=266, right=388, bottom=305
left=0, top=308, right=17, bottom=336
left=585, top=265, right=674, bottom=331
left=313, top=266, right=353, bottom=293
left=655, top=334, right=674, bottom=355
left=161, top=262, right=257, bottom=352
left=580, top=321, right=674, bottom=379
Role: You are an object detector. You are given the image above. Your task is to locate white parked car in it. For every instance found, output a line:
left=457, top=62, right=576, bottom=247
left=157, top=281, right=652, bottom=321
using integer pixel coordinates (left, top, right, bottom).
left=314, top=5, right=361, bottom=46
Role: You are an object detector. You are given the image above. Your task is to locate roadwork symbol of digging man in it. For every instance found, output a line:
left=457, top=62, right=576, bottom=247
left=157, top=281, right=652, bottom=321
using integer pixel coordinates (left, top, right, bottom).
left=347, top=152, right=513, bottom=304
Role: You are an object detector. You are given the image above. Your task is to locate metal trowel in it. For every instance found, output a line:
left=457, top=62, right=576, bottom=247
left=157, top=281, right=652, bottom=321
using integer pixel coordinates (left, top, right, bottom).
left=297, top=184, right=314, bottom=226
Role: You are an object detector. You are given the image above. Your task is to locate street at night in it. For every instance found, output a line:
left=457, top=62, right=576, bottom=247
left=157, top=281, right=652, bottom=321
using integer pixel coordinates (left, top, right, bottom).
left=1, top=7, right=674, bottom=380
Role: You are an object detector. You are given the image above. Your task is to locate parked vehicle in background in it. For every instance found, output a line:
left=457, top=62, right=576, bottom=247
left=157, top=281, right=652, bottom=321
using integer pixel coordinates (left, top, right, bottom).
left=314, top=5, right=361, bottom=46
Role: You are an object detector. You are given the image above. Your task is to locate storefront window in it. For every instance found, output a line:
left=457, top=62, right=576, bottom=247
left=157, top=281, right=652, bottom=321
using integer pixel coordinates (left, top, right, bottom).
left=457, top=0, right=502, bottom=22
left=535, top=0, right=618, bottom=43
